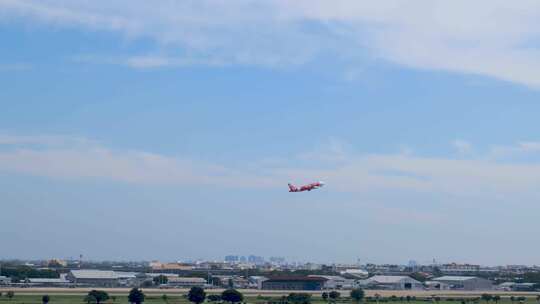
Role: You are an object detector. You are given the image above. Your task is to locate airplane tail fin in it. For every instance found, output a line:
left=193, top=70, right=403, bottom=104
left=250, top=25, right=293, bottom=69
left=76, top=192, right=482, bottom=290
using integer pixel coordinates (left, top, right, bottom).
left=288, top=183, right=298, bottom=192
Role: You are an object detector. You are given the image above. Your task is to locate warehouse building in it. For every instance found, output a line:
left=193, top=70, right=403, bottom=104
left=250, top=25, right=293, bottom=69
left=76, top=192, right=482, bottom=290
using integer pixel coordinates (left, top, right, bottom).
left=0, top=276, right=11, bottom=285
left=67, top=270, right=119, bottom=287
left=262, top=276, right=327, bottom=290
left=425, top=281, right=451, bottom=290
left=432, top=276, right=493, bottom=290
left=366, top=275, right=423, bottom=290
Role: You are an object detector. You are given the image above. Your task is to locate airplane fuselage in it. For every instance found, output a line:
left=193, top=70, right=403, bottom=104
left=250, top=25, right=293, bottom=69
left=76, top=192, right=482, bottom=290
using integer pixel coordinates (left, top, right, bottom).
left=288, top=181, right=325, bottom=192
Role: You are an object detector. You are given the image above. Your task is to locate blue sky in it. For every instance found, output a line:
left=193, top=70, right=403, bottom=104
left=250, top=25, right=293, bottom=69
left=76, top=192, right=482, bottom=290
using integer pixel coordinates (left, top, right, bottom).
left=2, top=1, right=540, bottom=265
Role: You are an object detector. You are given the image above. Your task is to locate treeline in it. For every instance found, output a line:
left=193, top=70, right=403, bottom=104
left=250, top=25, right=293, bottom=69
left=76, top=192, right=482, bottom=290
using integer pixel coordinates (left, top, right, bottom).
left=0, top=266, right=59, bottom=282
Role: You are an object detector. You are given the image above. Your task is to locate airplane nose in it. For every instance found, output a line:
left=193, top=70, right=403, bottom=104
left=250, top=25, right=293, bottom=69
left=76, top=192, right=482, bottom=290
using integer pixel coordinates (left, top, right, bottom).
left=319, top=181, right=325, bottom=185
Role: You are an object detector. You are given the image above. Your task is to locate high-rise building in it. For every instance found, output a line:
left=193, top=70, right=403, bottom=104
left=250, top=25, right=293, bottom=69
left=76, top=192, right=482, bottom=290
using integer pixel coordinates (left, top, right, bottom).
left=224, top=255, right=239, bottom=263
left=248, top=255, right=265, bottom=265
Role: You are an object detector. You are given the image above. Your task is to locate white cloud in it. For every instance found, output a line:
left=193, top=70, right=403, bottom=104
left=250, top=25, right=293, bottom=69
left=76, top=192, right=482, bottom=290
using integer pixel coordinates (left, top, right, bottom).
left=453, top=139, right=472, bottom=154
left=2, top=133, right=540, bottom=203
left=2, top=1, right=540, bottom=86
left=75, top=54, right=231, bottom=69
left=0, top=134, right=277, bottom=187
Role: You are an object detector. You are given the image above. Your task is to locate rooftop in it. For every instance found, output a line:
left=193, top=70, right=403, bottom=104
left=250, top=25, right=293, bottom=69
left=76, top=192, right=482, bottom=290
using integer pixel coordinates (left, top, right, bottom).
left=28, top=278, right=69, bottom=283
left=265, top=276, right=328, bottom=282
left=309, top=275, right=349, bottom=281
left=168, top=277, right=206, bottom=283
left=369, top=275, right=418, bottom=284
left=433, top=276, right=478, bottom=281
left=70, top=270, right=117, bottom=279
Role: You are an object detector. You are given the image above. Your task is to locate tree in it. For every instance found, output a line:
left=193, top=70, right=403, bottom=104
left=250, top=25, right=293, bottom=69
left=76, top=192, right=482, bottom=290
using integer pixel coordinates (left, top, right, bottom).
left=322, top=292, right=329, bottom=302
left=221, top=289, right=243, bottom=304
left=6, top=291, right=14, bottom=301
left=128, top=288, right=145, bottom=304
left=350, top=289, right=365, bottom=302
left=481, top=294, right=492, bottom=303
left=188, top=287, right=206, bottom=304
left=84, top=295, right=93, bottom=304
left=536, top=295, right=540, bottom=304
left=153, top=275, right=169, bottom=285
left=432, top=267, right=443, bottom=278
left=287, top=293, right=311, bottom=304
left=493, top=296, right=501, bottom=304
left=42, top=295, right=50, bottom=304
left=406, top=296, right=412, bottom=303
left=0, top=292, right=3, bottom=297
left=409, top=272, right=428, bottom=282
left=162, top=294, right=169, bottom=303
left=329, top=291, right=340, bottom=302
left=87, top=290, right=109, bottom=304
left=208, top=295, right=222, bottom=302
left=112, top=296, right=117, bottom=302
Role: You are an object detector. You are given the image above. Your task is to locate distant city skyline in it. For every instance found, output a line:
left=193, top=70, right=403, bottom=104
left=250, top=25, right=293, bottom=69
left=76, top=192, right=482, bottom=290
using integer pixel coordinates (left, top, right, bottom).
left=2, top=1, right=540, bottom=265
left=1, top=256, right=535, bottom=268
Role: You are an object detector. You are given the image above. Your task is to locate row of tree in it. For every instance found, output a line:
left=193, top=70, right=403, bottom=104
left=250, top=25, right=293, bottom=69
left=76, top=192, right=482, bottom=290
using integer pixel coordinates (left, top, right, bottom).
left=278, top=289, right=364, bottom=304
left=81, top=287, right=244, bottom=304
left=0, top=266, right=59, bottom=282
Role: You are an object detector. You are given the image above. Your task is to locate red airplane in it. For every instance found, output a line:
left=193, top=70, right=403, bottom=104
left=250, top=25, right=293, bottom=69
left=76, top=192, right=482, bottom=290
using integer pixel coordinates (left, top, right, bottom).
left=288, top=181, right=325, bottom=192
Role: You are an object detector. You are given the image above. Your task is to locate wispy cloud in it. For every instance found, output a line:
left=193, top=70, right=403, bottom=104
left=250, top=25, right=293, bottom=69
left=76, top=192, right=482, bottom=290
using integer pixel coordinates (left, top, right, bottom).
left=0, top=134, right=277, bottom=187
left=2, top=133, right=540, bottom=202
left=0, top=133, right=92, bottom=146
left=487, top=141, right=540, bottom=160
left=3, top=1, right=540, bottom=86
left=74, top=54, right=230, bottom=69
left=453, top=139, right=472, bottom=154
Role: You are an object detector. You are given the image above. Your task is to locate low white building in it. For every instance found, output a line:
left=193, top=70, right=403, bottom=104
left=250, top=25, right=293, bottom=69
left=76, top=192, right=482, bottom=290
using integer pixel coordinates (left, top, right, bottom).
left=439, top=264, right=480, bottom=274
left=249, top=276, right=268, bottom=289
left=309, top=275, right=354, bottom=290
left=167, top=277, right=206, bottom=288
left=27, top=277, right=71, bottom=287
left=0, top=276, right=11, bottom=285
left=367, top=275, right=423, bottom=290
left=114, top=272, right=138, bottom=287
